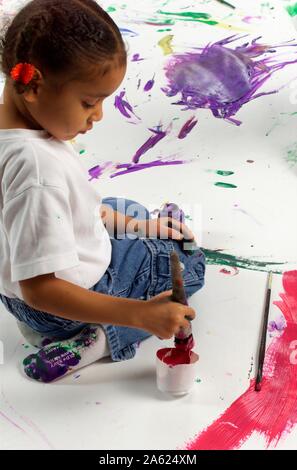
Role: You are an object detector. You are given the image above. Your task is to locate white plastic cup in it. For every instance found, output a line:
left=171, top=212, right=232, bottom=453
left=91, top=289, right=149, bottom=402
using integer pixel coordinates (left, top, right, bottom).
left=156, top=349, right=199, bottom=396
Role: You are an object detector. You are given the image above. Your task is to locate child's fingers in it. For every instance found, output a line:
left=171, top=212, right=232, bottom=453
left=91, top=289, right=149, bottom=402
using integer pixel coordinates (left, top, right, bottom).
left=168, top=227, right=183, bottom=240
left=167, top=217, right=195, bottom=241
left=184, top=307, right=196, bottom=321
left=151, top=289, right=173, bottom=300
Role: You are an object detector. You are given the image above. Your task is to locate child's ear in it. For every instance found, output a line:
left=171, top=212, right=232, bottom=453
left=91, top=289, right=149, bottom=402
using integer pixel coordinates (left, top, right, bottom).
left=23, top=68, right=43, bottom=102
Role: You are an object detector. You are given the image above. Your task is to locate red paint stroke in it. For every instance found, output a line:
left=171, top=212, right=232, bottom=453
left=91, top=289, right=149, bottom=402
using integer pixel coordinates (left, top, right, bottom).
left=184, top=270, right=297, bottom=449
left=157, top=347, right=198, bottom=366
left=157, top=333, right=197, bottom=365
left=220, top=267, right=239, bottom=276
left=178, top=116, right=198, bottom=139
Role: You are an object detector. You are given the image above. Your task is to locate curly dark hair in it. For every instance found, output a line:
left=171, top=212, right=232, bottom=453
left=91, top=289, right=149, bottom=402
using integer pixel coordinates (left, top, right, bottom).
left=0, top=0, right=127, bottom=94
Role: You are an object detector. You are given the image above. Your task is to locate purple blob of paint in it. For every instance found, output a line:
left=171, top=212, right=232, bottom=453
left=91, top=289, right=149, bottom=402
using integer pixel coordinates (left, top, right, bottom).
left=158, top=202, right=185, bottom=224
left=144, top=78, right=155, bottom=92
left=162, top=35, right=297, bottom=125
left=268, top=316, right=286, bottom=334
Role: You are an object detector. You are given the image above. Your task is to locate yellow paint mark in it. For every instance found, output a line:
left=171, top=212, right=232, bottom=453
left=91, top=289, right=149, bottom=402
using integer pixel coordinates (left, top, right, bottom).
left=158, top=34, right=174, bottom=55
left=214, top=21, right=250, bottom=32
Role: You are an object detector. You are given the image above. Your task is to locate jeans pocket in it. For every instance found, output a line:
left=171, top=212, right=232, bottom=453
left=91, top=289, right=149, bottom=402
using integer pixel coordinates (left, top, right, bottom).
left=183, top=251, right=206, bottom=290
left=156, top=253, right=172, bottom=280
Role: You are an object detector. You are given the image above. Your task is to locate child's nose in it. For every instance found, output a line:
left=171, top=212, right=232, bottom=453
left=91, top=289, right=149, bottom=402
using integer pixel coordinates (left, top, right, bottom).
left=91, top=104, right=103, bottom=122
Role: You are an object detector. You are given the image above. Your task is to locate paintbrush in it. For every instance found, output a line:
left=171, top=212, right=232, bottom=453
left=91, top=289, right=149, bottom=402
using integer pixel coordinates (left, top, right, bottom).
left=166, top=219, right=198, bottom=255
left=170, top=251, right=193, bottom=345
left=215, top=0, right=236, bottom=9
left=255, top=271, right=273, bottom=392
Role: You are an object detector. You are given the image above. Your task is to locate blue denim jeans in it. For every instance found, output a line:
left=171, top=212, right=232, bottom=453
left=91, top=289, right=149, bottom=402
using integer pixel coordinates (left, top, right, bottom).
left=0, top=197, right=205, bottom=361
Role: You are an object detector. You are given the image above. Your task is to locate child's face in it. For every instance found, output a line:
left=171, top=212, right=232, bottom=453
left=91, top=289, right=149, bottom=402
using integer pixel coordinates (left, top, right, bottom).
left=21, top=63, right=126, bottom=140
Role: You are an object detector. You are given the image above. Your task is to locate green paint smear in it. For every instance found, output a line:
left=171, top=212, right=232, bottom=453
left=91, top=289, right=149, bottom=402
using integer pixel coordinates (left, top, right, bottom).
left=157, top=28, right=172, bottom=32
left=202, top=248, right=285, bottom=274
left=79, top=149, right=85, bottom=155
left=216, top=170, right=234, bottom=176
left=148, top=18, right=175, bottom=25
left=214, top=182, right=237, bottom=188
left=157, top=9, right=218, bottom=25
left=107, top=6, right=116, bottom=12
left=286, top=3, right=297, bottom=17
left=286, top=143, right=297, bottom=166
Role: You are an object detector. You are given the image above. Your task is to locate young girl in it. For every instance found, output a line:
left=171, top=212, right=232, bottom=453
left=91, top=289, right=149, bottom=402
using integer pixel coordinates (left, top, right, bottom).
left=0, top=0, right=205, bottom=383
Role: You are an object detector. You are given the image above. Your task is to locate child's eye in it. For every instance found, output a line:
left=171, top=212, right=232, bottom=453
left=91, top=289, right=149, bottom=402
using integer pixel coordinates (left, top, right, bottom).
left=82, top=102, right=96, bottom=109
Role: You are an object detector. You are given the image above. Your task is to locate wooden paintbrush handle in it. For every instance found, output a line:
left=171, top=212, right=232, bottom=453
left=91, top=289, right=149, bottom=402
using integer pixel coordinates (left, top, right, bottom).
left=170, top=251, right=188, bottom=305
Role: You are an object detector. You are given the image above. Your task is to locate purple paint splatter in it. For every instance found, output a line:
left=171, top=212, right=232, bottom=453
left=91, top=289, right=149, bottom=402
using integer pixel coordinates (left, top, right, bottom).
left=132, top=53, right=144, bottom=62
left=111, top=158, right=186, bottom=178
left=144, top=76, right=155, bottom=92
left=132, top=125, right=169, bottom=164
left=114, top=91, right=140, bottom=120
left=268, top=315, right=286, bottom=335
left=162, top=35, right=297, bottom=125
left=88, top=161, right=113, bottom=181
left=157, top=202, right=185, bottom=223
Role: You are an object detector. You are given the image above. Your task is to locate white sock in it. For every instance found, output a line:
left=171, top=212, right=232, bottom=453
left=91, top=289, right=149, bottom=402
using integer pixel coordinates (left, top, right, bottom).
left=23, top=325, right=110, bottom=382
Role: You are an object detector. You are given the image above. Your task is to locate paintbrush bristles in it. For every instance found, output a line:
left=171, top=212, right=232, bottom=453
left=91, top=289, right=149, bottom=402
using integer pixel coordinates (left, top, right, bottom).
left=170, top=251, right=187, bottom=306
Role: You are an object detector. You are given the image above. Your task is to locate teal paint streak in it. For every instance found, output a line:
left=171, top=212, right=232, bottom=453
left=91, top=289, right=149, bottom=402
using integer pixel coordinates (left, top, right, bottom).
left=202, top=248, right=285, bottom=274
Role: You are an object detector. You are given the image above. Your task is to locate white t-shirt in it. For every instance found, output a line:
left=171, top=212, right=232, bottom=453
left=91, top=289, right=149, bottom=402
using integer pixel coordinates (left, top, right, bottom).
left=0, top=129, right=112, bottom=300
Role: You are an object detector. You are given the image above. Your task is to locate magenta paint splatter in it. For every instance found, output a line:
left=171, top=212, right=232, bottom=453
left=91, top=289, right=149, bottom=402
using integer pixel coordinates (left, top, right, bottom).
left=178, top=116, right=198, bottom=139
left=242, top=16, right=263, bottom=24
left=220, top=267, right=239, bottom=276
left=162, top=35, right=297, bottom=125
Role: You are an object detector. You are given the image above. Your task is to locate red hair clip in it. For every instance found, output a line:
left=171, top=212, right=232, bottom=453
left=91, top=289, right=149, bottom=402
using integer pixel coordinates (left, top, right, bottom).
left=10, top=63, right=36, bottom=85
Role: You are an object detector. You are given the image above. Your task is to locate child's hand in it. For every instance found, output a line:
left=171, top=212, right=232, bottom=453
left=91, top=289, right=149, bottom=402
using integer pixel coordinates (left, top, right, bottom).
left=141, top=290, right=196, bottom=339
left=137, top=218, right=195, bottom=242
